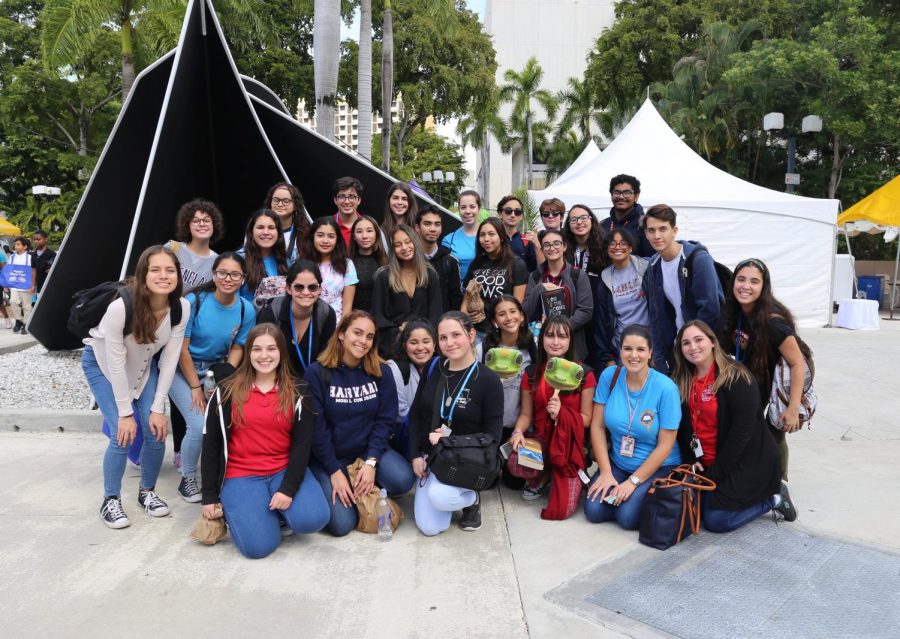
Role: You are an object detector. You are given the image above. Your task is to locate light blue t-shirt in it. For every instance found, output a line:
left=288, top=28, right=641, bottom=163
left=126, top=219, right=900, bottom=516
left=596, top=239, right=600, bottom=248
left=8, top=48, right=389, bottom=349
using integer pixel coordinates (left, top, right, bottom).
left=442, top=229, right=477, bottom=283
left=185, top=292, right=256, bottom=362
left=594, top=366, right=682, bottom=473
left=237, top=252, right=279, bottom=301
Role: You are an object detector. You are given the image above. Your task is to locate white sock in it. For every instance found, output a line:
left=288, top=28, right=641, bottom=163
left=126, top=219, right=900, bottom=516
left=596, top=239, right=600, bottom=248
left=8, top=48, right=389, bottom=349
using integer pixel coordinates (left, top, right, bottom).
left=772, top=494, right=782, bottom=508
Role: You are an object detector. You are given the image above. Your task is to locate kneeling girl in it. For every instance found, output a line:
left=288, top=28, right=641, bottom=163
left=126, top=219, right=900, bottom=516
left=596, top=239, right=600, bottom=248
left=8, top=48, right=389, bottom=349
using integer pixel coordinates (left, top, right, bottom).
left=200, top=324, right=330, bottom=559
left=408, top=312, right=504, bottom=535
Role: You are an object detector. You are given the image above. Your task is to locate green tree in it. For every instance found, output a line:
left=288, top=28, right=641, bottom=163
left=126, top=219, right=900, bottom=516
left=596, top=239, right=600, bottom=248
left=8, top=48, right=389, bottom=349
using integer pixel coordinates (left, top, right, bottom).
left=372, top=127, right=466, bottom=206
left=456, top=88, right=503, bottom=199
left=556, top=77, right=602, bottom=144
left=40, top=0, right=185, bottom=99
left=499, top=56, right=557, bottom=189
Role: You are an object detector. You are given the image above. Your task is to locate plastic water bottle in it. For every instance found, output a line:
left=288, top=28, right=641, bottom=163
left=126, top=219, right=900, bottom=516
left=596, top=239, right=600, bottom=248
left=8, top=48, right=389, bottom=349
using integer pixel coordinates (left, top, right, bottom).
left=376, top=488, right=392, bottom=541
left=202, top=370, right=216, bottom=396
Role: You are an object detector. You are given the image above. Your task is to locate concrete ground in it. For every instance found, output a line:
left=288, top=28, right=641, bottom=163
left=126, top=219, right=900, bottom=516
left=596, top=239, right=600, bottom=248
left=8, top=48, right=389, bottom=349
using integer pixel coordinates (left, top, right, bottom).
left=1, top=317, right=898, bottom=638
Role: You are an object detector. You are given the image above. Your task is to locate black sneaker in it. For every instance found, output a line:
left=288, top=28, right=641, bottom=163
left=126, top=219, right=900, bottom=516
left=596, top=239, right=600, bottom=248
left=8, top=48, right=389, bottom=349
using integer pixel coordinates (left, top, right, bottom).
left=100, top=495, right=131, bottom=529
left=459, top=493, right=482, bottom=531
left=178, top=475, right=202, bottom=503
left=774, top=481, right=798, bottom=522
left=138, top=488, right=170, bottom=517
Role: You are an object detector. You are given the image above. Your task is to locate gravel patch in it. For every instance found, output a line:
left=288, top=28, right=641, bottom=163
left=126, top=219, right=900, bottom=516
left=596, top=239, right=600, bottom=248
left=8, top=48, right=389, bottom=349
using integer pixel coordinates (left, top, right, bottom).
left=0, top=346, right=93, bottom=410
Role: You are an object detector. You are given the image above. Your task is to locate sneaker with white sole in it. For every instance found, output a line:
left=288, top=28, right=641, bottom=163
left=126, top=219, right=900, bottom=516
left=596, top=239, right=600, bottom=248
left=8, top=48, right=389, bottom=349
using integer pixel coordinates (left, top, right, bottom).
left=178, top=475, right=202, bottom=503
left=522, top=481, right=550, bottom=501
left=773, top=480, right=798, bottom=522
left=138, top=488, right=170, bottom=517
left=459, top=493, right=482, bottom=531
left=100, top=496, right=131, bottom=529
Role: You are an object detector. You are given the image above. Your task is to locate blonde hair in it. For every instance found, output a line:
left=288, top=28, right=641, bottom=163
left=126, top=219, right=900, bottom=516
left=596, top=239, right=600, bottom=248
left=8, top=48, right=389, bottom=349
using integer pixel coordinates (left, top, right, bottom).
left=317, top=310, right=385, bottom=377
left=671, top=320, right=752, bottom=400
left=383, top=225, right=433, bottom=294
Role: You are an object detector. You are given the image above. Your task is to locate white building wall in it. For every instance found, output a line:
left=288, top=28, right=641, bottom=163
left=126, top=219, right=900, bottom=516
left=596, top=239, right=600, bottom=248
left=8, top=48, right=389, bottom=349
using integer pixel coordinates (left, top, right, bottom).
left=482, top=0, right=616, bottom=206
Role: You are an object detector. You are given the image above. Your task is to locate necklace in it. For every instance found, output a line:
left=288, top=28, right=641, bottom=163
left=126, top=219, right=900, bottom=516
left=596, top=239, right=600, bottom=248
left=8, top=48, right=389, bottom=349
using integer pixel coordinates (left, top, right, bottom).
left=440, top=362, right=478, bottom=425
left=443, top=363, right=474, bottom=407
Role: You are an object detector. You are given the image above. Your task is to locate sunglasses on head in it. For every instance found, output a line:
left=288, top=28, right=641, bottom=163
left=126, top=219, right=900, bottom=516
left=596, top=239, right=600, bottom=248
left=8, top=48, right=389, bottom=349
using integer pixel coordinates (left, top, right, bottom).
left=735, top=258, right=768, bottom=275
left=501, top=207, right=524, bottom=217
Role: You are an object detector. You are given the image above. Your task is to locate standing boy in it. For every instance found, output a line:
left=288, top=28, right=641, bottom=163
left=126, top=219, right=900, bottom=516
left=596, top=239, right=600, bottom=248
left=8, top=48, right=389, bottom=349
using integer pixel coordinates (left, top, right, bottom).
left=641, top=204, right=723, bottom=372
left=6, top=236, right=36, bottom=334
left=415, top=206, right=462, bottom=314
left=332, top=177, right=364, bottom=248
left=598, top=174, right=654, bottom=257
left=31, top=230, right=56, bottom=294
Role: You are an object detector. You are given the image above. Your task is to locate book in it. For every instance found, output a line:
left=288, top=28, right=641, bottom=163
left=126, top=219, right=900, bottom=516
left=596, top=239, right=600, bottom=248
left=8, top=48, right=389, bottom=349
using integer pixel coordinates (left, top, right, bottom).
left=540, top=287, right=569, bottom=318
left=517, top=438, right=544, bottom=471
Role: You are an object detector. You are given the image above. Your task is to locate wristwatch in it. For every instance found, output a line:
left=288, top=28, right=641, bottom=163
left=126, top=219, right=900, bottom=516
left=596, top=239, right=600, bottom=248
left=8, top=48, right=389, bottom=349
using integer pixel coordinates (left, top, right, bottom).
left=629, top=475, right=641, bottom=486
left=365, top=458, right=378, bottom=469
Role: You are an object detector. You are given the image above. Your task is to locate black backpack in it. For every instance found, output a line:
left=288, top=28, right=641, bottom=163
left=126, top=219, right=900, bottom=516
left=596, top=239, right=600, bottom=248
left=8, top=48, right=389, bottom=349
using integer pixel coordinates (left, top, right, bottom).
left=67, top=281, right=182, bottom=339
left=684, top=247, right=732, bottom=298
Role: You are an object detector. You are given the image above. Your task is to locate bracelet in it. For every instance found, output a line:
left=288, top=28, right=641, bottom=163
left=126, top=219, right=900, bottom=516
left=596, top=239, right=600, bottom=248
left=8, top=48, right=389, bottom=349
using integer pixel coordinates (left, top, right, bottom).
left=191, top=384, right=202, bottom=389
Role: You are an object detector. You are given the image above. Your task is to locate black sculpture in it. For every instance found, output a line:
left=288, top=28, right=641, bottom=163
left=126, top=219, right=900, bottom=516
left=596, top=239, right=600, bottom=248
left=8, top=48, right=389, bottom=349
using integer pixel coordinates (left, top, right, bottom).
left=30, top=0, right=458, bottom=350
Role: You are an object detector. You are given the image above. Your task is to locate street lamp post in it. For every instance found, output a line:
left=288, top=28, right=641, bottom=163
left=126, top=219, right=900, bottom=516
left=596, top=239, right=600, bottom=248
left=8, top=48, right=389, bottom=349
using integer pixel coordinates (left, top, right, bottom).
left=420, top=170, right=456, bottom=208
left=763, top=113, right=823, bottom=194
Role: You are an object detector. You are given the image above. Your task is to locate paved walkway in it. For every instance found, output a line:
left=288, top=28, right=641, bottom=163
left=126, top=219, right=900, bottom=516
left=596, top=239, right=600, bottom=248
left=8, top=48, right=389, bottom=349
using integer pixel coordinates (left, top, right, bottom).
left=1, top=319, right=898, bottom=638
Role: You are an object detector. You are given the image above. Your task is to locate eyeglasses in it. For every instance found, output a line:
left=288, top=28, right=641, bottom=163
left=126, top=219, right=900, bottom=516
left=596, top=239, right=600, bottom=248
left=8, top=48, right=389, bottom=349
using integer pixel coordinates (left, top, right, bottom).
left=612, top=189, right=635, bottom=198
left=271, top=197, right=293, bottom=206
left=569, top=214, right=591, bottom=225
left=609, top=241, right=629, bottom=248
left=540, top=211, right=563, bottom=218
left=291, top=283, right=320, bottom=293
left=214, top=270, right=243, bottom=281
left=335, top=194, right=359, bottom=201
left=501, top=207, right=524, bottom=216
left=191, top=218, right=213, bottom=227
left=542, top=241, right=564, bottom=251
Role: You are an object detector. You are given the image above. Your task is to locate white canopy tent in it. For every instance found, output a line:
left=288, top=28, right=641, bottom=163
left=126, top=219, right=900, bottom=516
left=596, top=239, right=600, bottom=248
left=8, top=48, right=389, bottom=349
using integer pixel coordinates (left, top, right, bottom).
left=545, top=139, right=601, bottom=189
left=530, top=99, right=840, bottom=327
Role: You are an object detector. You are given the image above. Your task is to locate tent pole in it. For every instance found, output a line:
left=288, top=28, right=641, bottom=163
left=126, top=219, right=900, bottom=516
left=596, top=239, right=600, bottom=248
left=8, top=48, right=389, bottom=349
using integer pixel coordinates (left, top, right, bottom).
left=891, top=236, right=899, bottom=320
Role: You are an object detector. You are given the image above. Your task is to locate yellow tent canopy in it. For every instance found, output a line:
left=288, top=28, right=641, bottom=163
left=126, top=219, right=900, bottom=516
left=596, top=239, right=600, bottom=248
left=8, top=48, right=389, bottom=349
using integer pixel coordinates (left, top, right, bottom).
left=837, top=175, right=900, bottom=226
left=0, top=219, right=22, bottom=236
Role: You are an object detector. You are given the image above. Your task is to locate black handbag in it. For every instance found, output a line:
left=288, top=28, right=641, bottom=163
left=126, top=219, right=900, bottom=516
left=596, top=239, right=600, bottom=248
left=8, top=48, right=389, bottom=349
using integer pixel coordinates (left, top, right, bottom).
left=428, top=433, right=500, bottom=491
left=638, top=465, right=716, bottom=550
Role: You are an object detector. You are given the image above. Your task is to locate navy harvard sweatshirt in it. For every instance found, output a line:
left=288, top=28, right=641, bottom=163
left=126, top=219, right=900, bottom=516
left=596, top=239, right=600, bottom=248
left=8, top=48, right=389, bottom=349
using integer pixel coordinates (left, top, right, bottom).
left=306, top=361, right=398, bottom=475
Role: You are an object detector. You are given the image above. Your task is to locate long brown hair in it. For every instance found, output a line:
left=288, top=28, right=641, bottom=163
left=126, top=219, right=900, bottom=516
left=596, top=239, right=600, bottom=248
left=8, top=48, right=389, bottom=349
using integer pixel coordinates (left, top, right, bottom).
left=317, top=310, right=384, bottom=377
left=243, top=209, right=288, bottom=291
left=531, top=315, right=576, bottom=390
left=382, top=182, right=418, bottom=236
left=349, top=215, right=388, bottom=266
left=130, top=245, right=183, bottom=344
left=383, top=225, right=433, bottom=293
left=672, top=319, right=752, bottom=400
left=220, top=323, right=299, bottom=425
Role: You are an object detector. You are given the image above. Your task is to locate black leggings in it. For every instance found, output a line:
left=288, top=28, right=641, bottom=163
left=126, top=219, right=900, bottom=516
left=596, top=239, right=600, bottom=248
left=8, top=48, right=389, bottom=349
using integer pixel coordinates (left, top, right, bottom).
left=170, top=401, right=187, bottom=453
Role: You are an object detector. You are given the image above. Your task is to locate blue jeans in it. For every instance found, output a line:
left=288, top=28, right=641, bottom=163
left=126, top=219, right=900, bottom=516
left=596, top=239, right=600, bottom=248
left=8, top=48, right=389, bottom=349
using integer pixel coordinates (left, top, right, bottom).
left=413, top=472, right=477, bottom=536
left=584, top=463, right=676, bottom=530
left=82, top=346, right=165, bottom=497
left=220, top=468, right=330, bottom=559
left=310, top=448, right=416, bottom=537
left=167, top=362, right=214, bottom=479
left=702, top=494, right=776, bottom=533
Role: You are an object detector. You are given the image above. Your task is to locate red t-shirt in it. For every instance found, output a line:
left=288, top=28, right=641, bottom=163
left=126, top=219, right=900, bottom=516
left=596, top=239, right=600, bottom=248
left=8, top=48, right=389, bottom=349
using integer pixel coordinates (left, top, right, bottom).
left=225, top=384, right=293, bottom=479
left=334, top=212, right=361, bottom=249
left=688, top=367, right=718, bottom=466
left=523, top=367, right=597, bottom=442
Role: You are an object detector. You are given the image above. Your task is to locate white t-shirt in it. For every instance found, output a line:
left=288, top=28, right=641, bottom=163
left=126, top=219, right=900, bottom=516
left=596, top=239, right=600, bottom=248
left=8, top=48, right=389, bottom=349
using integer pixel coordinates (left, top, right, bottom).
left=660, top=247, right=685, bottom=330
left=165, top=241, right=217, bottom=294
left=320, top=259, right=359, bottom=322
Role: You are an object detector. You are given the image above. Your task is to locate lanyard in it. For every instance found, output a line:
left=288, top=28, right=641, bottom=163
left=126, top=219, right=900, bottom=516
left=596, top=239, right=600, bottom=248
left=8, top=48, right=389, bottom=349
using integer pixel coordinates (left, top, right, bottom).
left=734, top=314, right=743, bottom=361
left=289, top=306, right=314, bottom=371
left=575, top=247, right=588, bottom=270
left=624, top=372, right=650, bottom=434
left=439, top=362, right=477, bottom=426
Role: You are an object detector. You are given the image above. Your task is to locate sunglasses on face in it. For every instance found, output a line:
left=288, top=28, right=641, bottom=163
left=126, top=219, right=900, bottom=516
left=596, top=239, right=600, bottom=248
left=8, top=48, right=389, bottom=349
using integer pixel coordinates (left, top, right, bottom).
left=501, top=207, right=524, bottom=217
left=291, top=283, right=320, bottom=293
left=540, top=211, right=563, bottom=218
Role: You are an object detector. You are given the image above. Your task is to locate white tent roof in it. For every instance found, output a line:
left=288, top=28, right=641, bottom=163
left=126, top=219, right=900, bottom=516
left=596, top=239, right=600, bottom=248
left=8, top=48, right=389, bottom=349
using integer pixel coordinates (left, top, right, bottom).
left=529, top=99, right=840, bottom=326
left=545, top=139, right=601, bottom=189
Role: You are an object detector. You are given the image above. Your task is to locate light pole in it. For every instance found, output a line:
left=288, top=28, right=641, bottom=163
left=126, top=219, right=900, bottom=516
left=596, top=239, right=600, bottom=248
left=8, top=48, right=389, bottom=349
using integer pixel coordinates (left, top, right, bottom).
left=420, top=170, right=456, bottom=208
left=763, top=113, right=823, bottom=194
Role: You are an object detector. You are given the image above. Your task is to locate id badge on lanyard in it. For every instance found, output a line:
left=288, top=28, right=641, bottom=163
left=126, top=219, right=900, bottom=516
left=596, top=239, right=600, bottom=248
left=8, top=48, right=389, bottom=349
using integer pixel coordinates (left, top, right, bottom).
left=620, top=435, right=636, bottom=458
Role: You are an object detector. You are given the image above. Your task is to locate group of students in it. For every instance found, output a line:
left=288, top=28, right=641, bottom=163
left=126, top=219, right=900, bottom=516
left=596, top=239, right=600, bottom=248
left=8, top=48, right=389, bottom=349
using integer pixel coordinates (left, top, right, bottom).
left=82, top=173, right=808, bottom=558
left=0, top=230, right=56, bottom=334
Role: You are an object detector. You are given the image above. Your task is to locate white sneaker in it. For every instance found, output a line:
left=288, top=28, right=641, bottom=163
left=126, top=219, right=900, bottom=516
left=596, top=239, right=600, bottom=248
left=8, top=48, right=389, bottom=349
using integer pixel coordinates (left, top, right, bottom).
left=138, top=489, right=170, bottom=517
left=100, top=496, right=131, bottom=529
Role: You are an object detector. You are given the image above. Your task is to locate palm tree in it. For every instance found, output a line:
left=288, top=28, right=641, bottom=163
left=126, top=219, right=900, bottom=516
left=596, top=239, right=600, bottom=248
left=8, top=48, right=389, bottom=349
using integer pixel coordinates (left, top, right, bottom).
left=456, top=91, right=504, bottom=200
left=40, top=0, right=184, bottom=99
left=499, top=56, right=558, bottom=189
left=314, top=0, right=341, bottom=139
left=357, top=0, right=373, bottom=160
left=557, top=77, right=600, bottom=143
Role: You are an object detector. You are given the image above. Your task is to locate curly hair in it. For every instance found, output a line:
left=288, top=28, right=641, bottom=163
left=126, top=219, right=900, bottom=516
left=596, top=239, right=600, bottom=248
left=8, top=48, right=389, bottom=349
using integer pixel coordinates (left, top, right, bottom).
left=174, top=199, right=225, bottom=244
left=263, top=182, right=310, bottom=239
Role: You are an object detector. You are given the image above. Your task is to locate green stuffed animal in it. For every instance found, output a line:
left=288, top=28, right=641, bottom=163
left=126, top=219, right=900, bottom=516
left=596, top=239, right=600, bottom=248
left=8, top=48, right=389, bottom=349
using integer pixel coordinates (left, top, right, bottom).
left=485, top=347, right=524, bottom=379
left=544, top=357, right=584, bottom=391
